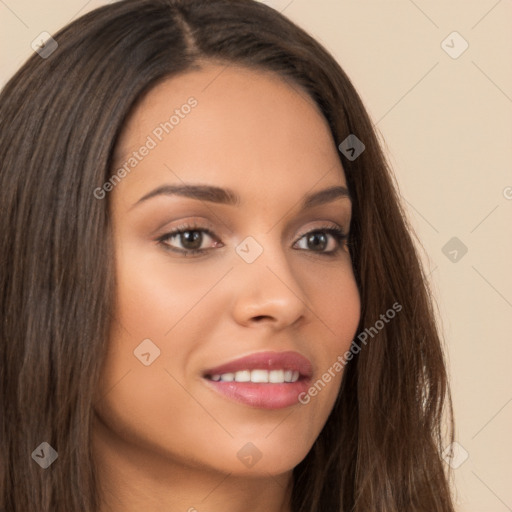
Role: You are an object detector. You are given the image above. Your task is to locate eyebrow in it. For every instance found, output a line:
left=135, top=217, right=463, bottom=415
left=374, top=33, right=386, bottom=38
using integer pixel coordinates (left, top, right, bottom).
left=130, top=183, right=351, bottom=211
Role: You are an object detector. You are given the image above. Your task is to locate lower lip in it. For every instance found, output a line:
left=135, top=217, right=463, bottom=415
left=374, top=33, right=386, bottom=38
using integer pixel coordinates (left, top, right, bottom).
left=204, top=379, right=310, bottom=409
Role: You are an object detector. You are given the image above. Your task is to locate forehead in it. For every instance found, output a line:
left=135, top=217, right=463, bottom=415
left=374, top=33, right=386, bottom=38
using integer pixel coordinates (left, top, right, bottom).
left=111, top=62, right=347, bottom=206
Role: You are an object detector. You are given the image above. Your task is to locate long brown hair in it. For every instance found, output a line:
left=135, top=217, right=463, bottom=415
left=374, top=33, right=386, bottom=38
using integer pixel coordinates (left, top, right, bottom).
left=0, top=0, right=455, bottom=510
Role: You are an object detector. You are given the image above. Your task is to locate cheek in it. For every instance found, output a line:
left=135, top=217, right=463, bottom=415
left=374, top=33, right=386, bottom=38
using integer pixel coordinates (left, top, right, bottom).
left=286, top=260, right=360, bottom=428
left=320, top=272, right=360, bottom=335
left=304, top=257, right=361, bottom=350
left=97, top=241, right=232, bottom=413
left=94, top=247, right=231, bottom=467
left=113, top=239, right=230, bottom=341
left=96, top=242, right=211, bottom=404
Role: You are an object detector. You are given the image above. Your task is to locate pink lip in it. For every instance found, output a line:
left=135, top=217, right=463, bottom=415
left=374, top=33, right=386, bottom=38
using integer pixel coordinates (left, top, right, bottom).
left=202, top=351, right=313, bottom=410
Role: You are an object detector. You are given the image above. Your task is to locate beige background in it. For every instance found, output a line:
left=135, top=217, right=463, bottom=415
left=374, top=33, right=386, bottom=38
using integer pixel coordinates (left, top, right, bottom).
left=1, top=0, right=511, bottom=509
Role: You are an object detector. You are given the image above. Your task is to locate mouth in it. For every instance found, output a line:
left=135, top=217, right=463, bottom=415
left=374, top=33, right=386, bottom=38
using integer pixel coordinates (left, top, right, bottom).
left=202, top=351, right=313, bottom=410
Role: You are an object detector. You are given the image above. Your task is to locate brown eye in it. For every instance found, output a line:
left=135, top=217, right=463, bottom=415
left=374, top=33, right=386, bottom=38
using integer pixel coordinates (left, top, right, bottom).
left=304, top=232, right=328, bottom=251
left=177, top=230, right=204, bottom=251
left=158, top=225, right=221, bottom=255
left=293, top=227, right=348, bottom=255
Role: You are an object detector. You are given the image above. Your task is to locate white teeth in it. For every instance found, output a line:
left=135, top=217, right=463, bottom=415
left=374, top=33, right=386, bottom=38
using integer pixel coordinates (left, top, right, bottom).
left=234, top=370, right=251, bottom=382
left=251, top=369, right=269, bottom=383
left=269, top=369, right=284, bottom=383
left=210, top=369, right=300, bottom=383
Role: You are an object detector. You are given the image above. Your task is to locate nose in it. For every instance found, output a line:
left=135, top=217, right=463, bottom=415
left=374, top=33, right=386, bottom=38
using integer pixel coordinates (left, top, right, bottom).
left=230, top=243, right=309, bottom=330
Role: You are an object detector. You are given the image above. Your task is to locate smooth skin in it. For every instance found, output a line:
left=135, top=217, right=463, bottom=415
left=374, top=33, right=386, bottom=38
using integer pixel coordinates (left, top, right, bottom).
left=92, top=62, right=361, bottom=512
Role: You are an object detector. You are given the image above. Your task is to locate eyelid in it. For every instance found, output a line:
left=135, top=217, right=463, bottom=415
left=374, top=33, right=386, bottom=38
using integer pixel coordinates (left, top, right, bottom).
left=295, top=222, right=345, bottom=239
left=155, top=219, right=219, bottom=240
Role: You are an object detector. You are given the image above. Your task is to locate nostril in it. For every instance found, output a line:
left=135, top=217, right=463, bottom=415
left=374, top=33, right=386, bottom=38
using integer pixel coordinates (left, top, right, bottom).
left=252, top=315, right=272, bottom=322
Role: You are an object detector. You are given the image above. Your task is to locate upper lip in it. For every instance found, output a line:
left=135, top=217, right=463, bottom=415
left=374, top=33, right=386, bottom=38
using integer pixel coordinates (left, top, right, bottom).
left=203, top=351, right=313, bottom=379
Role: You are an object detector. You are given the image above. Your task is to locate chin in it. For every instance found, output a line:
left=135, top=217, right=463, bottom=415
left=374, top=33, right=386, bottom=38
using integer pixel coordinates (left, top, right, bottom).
left=195, top=434, right=314, bottom=477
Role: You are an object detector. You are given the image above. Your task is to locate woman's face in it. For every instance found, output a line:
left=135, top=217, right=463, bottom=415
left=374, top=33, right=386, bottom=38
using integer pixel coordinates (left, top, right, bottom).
left=94, top=63, right=361, bottom=477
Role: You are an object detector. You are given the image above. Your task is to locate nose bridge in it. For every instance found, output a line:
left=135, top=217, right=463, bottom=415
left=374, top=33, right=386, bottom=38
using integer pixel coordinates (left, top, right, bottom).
left=230, top=232, right=309, bottom=326
left=236, top=231, right=298, bottom=286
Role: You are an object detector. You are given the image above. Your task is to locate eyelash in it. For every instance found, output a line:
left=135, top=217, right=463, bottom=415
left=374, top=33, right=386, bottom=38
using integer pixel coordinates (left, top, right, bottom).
left=156, top=222, right=350, bottom=257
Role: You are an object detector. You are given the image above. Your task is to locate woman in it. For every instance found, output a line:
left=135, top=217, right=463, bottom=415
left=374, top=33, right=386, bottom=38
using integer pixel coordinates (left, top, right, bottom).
left=0, top=0, right=455, bottom=510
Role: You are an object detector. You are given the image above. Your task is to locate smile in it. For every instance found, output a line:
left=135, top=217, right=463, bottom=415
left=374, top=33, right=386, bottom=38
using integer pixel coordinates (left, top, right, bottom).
left=202, top=351, right=313, bottom=409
